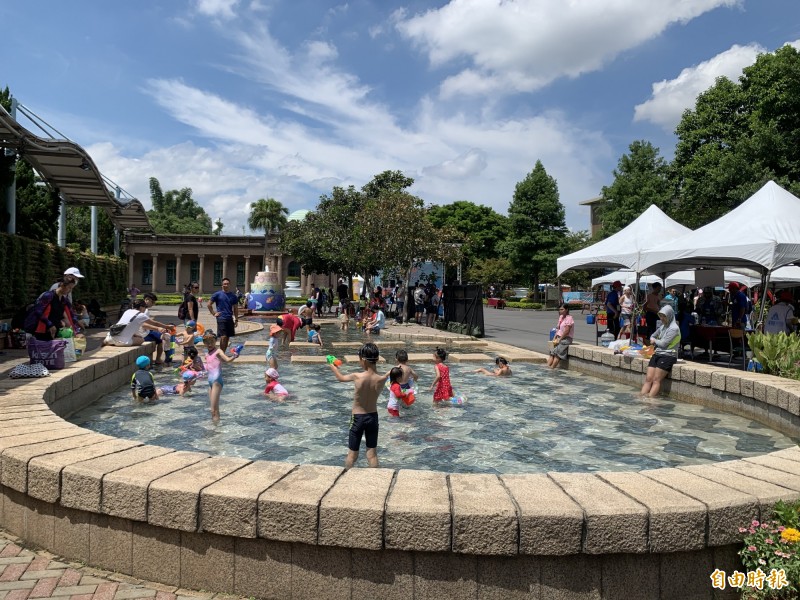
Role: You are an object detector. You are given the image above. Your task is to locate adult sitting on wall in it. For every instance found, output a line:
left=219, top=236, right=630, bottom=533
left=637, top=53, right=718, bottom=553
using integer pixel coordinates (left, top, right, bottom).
left=26, top=276, right=81, bottom=341
left=641, top=305, right=681, bottom=398
left=547, top=303, right=574, bottom=369
left=103, top=299, right=160, bottom=347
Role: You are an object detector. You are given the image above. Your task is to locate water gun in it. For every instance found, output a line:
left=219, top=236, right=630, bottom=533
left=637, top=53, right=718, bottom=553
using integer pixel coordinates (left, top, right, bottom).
left=326, top=355, right=343, bottom=367
left=230, top=343, right=245, bottom=357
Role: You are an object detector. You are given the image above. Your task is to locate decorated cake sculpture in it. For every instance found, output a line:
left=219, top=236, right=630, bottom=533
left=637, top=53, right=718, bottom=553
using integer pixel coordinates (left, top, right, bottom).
left=246, top=267, right=285, bottom=312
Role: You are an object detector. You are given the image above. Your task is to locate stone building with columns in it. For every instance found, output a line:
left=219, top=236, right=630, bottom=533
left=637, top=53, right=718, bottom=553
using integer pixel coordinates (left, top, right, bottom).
left=124, top=233, right=337, bottom=297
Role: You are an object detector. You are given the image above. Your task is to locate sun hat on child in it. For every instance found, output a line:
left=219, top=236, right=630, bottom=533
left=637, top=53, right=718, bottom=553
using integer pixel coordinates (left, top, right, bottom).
left=269, top=324, right=283, bottom=335
left=265, top=368, right=279, bottom=379
left=136, top=356, right=151, bottom=369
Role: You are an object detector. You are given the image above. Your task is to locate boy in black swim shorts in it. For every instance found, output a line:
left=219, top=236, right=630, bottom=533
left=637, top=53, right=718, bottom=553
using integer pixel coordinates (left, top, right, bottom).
left=329, top=342, right=389, bottom=468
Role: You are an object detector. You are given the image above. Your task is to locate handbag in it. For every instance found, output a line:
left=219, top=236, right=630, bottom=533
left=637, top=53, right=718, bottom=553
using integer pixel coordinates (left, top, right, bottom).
left=109, top=323, right=127, bottom=336
left=27, top=338, right=67, bottom=370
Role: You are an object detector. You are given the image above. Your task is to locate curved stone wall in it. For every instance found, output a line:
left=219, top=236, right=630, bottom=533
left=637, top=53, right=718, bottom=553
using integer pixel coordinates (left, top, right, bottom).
left=0, top=342, right=798, bottom=598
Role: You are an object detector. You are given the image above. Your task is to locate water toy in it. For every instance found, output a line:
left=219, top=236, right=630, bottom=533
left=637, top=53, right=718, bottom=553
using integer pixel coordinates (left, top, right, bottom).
left=401, top=389, right=416, bottom=407
left=450, top=395, right=465, bottom=406
left=326, top=355, right=343, bottom=367
left=230, top=343, right=245, bottom=357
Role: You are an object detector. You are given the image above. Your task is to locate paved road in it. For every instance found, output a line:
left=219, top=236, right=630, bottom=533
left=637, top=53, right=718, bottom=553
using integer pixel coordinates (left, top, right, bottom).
left=481, top=307, right=600, bottom=353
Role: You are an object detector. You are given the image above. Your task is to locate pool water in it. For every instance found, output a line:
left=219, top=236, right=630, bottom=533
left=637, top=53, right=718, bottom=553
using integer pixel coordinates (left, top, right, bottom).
left=68, top=321, right=798, bottom=474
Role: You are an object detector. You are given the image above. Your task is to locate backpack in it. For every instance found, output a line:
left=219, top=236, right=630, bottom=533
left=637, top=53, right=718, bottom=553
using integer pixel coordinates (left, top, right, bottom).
left=177, top=301, right=187, bottom=320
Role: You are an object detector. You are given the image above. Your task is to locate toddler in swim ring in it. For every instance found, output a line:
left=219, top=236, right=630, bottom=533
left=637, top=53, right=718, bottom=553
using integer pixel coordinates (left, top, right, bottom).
left=387, top=367, right=415, bottom=417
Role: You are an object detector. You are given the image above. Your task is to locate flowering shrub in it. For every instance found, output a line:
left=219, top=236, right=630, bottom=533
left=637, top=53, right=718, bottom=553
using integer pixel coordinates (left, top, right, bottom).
left=738, top=500, right=800, bottom=598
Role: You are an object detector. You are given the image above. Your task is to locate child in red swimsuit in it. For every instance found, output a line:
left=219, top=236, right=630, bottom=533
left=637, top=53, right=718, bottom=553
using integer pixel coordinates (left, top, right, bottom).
left=430, top=347, right=453, bottom=403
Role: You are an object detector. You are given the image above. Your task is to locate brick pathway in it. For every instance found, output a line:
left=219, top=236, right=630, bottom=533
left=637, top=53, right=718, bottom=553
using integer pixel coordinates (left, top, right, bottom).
left=0, top=530, right=245, bottom=600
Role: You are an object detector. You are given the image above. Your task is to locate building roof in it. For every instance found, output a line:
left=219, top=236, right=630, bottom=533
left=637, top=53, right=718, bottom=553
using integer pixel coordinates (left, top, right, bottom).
left=287, top=209, right=311, bottom=222
left=0, top=104, right=151, bottom=231
left=579, top=196, right=602, bottom=206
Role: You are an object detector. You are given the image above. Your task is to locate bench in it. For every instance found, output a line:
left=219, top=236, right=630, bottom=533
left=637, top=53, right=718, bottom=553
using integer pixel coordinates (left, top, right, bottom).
left=487, top=298, right=506, bottom=309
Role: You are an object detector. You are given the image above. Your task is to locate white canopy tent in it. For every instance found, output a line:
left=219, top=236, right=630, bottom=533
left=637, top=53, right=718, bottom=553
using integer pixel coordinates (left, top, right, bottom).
left=557, top=205, right=692, bottom=275
left=639, top=181, right=800, bottom=276
left=591, top=270, right=661, bottom=287
left=664, top=270, right=759, bottom=289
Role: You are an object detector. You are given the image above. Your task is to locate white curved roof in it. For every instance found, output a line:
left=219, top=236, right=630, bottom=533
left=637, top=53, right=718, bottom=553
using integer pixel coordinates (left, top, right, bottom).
left=287, top=209, right=311, bottom=222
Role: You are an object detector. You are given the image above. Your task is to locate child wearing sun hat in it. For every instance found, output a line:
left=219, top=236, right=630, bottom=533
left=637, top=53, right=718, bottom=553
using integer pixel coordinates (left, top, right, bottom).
left=263, top=367, right=289, bottom=400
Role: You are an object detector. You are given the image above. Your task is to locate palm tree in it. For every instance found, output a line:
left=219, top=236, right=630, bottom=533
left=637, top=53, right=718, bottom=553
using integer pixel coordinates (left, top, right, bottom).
left=248, top=198, right=289, bottom=269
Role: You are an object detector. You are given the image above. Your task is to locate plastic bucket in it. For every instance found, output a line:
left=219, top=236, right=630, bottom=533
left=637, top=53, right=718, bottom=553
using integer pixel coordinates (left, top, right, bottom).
left=549, top=327, right=557, bottom=341
left=586, top=315, right=595, bottom=325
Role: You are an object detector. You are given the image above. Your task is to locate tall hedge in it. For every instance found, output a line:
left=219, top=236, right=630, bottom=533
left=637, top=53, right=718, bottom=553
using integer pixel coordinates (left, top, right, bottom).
left=0, top=233, right=127, bottom=317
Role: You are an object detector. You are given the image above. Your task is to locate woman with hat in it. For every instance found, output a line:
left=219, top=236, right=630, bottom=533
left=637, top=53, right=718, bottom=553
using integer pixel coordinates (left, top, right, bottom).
left=604, top=280, right=623, bottom=340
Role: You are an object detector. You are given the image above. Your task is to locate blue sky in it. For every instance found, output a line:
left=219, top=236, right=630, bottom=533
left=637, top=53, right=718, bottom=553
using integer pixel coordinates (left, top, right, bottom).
left=2, top=0, right=798, bottom=235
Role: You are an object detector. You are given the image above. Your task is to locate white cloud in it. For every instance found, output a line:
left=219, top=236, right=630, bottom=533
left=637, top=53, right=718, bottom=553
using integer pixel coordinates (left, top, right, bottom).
left=633, top=43, right=764, bottom=131
left=90, top=12, right=617, bottom=235
left=395, top=0, right=741, bottom=98
left=194, top=0, right=240, bottom=19
left=422, top=148, right=487, bottom=179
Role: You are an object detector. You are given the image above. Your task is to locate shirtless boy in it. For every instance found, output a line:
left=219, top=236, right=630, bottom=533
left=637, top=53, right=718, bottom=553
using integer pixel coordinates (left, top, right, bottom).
left=395, top=350, right=419, bottom=389
left=329, top=342, right=389, bottom=468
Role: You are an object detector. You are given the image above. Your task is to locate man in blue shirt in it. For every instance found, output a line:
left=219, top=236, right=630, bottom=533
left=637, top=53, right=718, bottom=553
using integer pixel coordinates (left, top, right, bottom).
left=728, top=282, right=749, bottom=330
left=366, top=307, right=386, bottom=334
left=605, top=280, right=622, bottom=340
left=208, top=278, right=239, bottom=352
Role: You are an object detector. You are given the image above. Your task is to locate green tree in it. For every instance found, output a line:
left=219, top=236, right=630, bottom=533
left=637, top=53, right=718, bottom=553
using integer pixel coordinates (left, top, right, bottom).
left=248, top=197, right=289, bottom=269
left=465, top=257, right=516, bottom=287
left=558, top=230, right=594, bottom=290
left=672, top=45, right=800, bottom=227
left=598, top=141, right=672, bottom=237
left=281, top=171, right=459, bottom=307
left=506, top=160, right=567, bottom=298
left=213, top=218, right=224, bottom=235
left=427, top=200, right=509, bottom=264
left=147, top=177, right=212, bottom=235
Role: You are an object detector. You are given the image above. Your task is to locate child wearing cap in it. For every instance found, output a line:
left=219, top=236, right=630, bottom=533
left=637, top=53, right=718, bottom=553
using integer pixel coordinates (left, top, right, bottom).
left=266, top=324, right=283, bottom=369
left=159, top=372, right=197, bottom=397
left=263, top=368, right=289, bottom=400
left=131, top=356, right=160, bottom=403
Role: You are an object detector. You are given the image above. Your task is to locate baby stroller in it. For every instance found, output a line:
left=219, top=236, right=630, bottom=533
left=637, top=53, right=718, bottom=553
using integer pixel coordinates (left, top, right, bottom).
left=86, top=299, right=108, bottom=328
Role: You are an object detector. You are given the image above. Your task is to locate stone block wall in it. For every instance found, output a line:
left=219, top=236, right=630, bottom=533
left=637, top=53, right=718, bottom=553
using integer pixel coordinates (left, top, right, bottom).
left=0, top=342, right=798, bottom=597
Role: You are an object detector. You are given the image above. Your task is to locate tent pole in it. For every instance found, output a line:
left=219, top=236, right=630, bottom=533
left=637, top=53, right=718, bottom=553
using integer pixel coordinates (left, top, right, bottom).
left=632, top=273, right=641, bottom=343
left=756, top=271, right=771, bottom=331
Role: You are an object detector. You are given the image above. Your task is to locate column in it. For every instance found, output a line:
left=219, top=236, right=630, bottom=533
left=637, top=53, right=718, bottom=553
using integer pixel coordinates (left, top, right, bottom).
left=222, top=255, right=229, bottom=279
left=243, top=256, right=251, bottom=293
left=301, top=272, right=308, bottom=295
left=175, top=255, right=182, bottom=293
left=128, top=253, right=135, bottom=290
left=198, top=254, right=205, bottom=293
left=277, top=254, right=284, bottom=289
left=151, top=254, right=158, bottom=293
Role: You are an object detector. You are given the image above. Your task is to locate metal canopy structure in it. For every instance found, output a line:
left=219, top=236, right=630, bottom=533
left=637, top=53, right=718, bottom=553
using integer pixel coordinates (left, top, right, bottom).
left=0, top=104, right=151, bottom=231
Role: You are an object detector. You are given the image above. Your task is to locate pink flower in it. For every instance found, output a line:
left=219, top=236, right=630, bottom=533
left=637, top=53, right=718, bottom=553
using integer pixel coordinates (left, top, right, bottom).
left=749, top=545, right=758, bottom=551
left=752, top=520, right=760, bottom=527
left=749, top=528, right=756, bottom=534
left=739, top=527, right=748, bottom=533
left=779, top=526, right=786, bottom=532
left=766, top=538, right=774, bottom=544
left=762, top=523, right=769, bottom=529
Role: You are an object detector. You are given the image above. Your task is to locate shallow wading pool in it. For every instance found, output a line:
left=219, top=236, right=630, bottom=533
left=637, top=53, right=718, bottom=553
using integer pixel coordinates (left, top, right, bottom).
left=68, top=324, right=797, bottom=473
